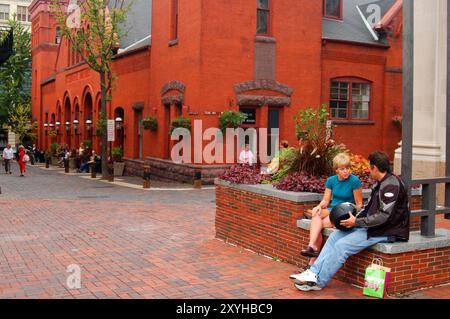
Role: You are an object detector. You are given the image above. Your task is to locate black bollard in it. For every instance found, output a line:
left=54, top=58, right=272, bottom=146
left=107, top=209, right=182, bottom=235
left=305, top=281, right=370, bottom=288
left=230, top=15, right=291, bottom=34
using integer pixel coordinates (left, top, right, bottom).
left=90, top=163, right=97, bottom=178
left=107, top=164, right=114, bottom=182
left=193, top=170, right=202, bottom=189
left=64, top=159, right=69, bottom=173
left=143, top=165, right=151, bottom=188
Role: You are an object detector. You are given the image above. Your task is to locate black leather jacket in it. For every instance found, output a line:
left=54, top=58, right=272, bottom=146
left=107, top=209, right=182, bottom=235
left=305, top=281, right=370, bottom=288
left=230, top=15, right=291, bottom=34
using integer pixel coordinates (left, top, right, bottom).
left=355, top=173, right=410, bottom=242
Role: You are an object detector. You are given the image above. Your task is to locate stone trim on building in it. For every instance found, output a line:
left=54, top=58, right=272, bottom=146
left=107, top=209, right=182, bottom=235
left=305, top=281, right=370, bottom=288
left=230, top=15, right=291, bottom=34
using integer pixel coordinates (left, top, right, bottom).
left=237, top=95, right=291, bottom=107
left=234, top=80, right=294, bottom=97
left=162, top=95, right=184, bottom=106
left=160, top=80, right=186, bottom=96
left=132, top=102, right=145, bottom=111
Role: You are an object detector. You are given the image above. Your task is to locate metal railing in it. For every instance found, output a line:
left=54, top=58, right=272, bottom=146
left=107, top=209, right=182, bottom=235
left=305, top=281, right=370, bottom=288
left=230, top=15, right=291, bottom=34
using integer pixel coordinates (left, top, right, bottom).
left=410, top=178, right=450, bottom=237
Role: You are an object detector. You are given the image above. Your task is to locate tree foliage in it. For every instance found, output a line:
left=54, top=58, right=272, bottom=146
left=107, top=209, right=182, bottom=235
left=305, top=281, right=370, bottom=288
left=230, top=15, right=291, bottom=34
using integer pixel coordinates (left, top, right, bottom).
left=8, top=103, right=37, bottom=144
left=0, top=18, right=31, bottom=127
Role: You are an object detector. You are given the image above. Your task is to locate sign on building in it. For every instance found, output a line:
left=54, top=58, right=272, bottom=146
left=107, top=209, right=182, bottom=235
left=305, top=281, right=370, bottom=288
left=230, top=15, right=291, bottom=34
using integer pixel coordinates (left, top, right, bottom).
left=107, top=120, right=115, bottom=142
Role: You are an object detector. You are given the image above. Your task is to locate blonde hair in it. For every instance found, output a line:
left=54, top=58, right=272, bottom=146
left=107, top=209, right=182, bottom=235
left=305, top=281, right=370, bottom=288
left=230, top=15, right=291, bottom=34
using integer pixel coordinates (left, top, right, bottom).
left=333, top=153, right=351, bottom=169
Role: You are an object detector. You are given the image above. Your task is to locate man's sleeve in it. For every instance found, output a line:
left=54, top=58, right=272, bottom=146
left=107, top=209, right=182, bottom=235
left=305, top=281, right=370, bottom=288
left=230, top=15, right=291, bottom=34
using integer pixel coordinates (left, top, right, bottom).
left=238, top=151, right=244, bottom=163
left=355, top=178, right=400, bottom=228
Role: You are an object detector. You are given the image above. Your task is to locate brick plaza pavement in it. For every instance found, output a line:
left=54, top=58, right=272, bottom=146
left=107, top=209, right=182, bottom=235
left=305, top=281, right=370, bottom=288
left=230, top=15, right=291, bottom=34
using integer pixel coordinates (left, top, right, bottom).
left=0, top=163, right=448, bottom=299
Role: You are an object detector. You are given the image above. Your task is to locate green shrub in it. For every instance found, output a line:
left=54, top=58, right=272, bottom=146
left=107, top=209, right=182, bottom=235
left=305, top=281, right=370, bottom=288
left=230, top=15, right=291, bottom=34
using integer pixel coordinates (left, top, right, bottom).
left=219, top=110, right=246, bottom=132
left=142, top=116, right=158, bottom=131
left=291, top=105, right=346, bottom=176
left=170, top=117, right=191, bottom=134
left=81, top=140, right=92, bottom=150
left=50, top=142, right=59, bottom=155
left=112, top=146, right=123, bottom=162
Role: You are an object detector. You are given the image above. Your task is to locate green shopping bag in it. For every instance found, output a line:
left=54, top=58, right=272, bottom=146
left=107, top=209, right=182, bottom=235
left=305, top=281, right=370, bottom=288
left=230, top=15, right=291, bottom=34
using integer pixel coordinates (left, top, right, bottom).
left=363, top=258, right=391, bottom=298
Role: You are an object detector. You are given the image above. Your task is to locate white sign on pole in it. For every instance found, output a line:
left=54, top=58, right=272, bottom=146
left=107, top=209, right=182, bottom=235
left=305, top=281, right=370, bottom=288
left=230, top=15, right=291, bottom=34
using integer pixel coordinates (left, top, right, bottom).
left=107, top=120, right=115, bottom=142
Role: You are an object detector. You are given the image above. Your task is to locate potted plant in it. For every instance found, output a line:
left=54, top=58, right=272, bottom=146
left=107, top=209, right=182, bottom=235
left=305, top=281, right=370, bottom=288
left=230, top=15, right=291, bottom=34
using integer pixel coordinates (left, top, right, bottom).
left=219, top=110, right=246, bottom=132
left=50, top=142, right=59, bottom=165
left=81, top=140, right=92, bottom=152
left=112, top=146, right=125, bottom=176
left=392, top=115, right=402, bottom=126
left=95, top=127, right=103, bottom=136
left=170, top=117, right=191, bottom=134
left=142, top=116, right=158, bottom=132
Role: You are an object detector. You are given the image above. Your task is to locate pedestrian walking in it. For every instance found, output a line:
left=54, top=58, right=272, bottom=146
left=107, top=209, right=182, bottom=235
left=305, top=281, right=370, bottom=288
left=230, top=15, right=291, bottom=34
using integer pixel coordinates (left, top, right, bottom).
left=17, top=145, right=27, bottom=177
left=2, top=144, right=14, bottom=174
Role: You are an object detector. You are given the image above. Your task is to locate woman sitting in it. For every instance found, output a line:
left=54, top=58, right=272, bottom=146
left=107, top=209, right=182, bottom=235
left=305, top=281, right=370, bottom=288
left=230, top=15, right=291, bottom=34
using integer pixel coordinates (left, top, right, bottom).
left=291, top=153, right=363, bottom=276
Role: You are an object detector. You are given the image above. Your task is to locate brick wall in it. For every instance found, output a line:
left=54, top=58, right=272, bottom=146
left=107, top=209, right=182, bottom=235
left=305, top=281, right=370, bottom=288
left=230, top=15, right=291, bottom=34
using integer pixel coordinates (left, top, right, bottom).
left=215, top=183, right=448, bottom=295
left=124, top=158, right=145, bottom=177
left=335, top=247, right=450, bottom=295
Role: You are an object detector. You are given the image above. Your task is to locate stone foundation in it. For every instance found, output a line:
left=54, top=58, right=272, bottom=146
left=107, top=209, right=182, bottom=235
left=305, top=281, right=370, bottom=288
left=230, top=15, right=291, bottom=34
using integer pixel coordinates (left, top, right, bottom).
left=123, top=157, right=231, bottom=184
left=144, top=157, right=231, bottom=185
left=123, top=158, right=145, bottom=177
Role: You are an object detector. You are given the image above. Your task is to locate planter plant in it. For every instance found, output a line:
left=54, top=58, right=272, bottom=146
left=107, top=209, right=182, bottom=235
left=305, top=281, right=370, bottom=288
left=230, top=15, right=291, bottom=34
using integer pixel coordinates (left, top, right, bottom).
left=170, top=117, right=191, bottom=134
left=112, top=146, right=123, bottom=162
left=219, top=110, right=246, bottom=132
left=292, top=104, right=345, bottom=177
left=112, top=146, right=125, bottom=176
left=142, top=116, right=158, bottom=132
left=392, top=115, right=402, bottom=126
left=50, top=142, right=59, bottom=156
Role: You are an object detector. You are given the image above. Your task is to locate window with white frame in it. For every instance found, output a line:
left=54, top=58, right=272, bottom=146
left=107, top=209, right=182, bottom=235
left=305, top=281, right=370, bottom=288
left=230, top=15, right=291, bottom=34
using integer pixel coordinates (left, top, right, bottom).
left=17, top=5, right=30, bottom=22
left=0, top=4, right=10, bottom=21
left=329, top=78, right=371, bottom=120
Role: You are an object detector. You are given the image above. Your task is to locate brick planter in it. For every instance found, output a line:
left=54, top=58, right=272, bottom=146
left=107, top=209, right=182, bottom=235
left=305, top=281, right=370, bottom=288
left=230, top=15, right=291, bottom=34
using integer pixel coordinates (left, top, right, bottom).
left=215, top=179, right=448, bottom=295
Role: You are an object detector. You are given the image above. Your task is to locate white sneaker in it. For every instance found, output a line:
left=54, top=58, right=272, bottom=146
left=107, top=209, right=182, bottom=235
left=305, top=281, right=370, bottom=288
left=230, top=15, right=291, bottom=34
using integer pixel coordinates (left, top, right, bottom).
left=294, top=282, right=322, bottom=291
left=291, top=269, right=318, bottom=283
left=289, top=273, right=301, bottom=280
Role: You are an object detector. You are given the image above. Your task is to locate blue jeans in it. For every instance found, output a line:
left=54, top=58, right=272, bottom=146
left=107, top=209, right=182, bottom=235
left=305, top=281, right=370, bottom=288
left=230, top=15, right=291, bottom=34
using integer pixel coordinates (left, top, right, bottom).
left=311, top=228, right=388, bottom=288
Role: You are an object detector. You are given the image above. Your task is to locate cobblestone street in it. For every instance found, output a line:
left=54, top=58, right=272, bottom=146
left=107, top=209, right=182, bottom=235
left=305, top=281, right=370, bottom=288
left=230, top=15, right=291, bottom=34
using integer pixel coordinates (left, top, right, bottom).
left=0, top=164, right=448, bottom=299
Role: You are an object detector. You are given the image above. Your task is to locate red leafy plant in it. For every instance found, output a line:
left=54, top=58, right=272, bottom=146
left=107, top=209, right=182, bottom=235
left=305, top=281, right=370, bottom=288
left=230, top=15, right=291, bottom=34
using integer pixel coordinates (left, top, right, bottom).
left=274, top=172, right=327, bottom=193
left=219, top=164, right=270, bottom=185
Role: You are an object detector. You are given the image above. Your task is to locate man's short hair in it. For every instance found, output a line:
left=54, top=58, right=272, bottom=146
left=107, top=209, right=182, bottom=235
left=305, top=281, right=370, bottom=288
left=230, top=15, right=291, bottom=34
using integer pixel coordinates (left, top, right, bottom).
left=368, top=151, right=391, bottom=173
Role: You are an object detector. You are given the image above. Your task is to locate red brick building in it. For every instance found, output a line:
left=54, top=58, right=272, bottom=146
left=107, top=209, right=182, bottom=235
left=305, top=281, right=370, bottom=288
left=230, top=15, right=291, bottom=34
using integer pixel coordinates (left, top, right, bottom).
left=30, top=0, right=403, bottom=181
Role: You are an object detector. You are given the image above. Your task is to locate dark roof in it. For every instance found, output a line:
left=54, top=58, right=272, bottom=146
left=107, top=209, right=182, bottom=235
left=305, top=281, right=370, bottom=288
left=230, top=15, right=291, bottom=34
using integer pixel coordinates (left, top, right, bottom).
left=112, top=0, right=152, bottom=50
left=322, top=0, right=397, bottom=46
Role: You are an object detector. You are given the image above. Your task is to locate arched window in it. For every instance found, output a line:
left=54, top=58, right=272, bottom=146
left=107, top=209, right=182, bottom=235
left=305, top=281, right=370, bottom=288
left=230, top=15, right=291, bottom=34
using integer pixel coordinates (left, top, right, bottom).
left=329, top=78, right=371, bottom=120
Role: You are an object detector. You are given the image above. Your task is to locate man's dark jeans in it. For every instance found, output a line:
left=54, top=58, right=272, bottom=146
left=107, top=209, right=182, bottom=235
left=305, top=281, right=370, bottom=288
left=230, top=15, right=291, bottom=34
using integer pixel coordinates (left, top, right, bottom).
left=4, top=159, right=11, bottom=173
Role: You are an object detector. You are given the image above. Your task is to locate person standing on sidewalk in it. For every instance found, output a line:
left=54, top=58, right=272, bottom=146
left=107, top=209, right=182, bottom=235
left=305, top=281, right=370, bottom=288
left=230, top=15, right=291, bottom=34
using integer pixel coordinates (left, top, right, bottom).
left=291, top=151, right=410, bottom=291
left=17, top=145, right=26, bottom=177
left=2, top=144, right=14, bottom=174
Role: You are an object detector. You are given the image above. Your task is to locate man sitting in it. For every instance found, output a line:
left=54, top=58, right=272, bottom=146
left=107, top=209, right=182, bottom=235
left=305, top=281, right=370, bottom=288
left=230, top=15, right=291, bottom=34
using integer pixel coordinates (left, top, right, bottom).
left=238, top=144, right=255, bottom=165
left=290, top=151, right=410, bottom=291
left=79, top=150, right=100, bottom=173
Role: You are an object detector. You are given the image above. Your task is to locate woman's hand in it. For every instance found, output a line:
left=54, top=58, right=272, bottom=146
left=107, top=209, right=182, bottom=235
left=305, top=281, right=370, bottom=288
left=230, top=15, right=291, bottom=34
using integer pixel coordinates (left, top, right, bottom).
left=311, top=206, right=321, bottom=217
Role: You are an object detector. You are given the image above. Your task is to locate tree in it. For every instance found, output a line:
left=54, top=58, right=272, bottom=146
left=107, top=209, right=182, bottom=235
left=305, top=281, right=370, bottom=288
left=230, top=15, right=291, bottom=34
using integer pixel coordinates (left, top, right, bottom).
left=9, top=103, right=37, bottom=144
left=52, top=0, right=128, bottom=178
left=0, top=18, right=32, bottom=127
